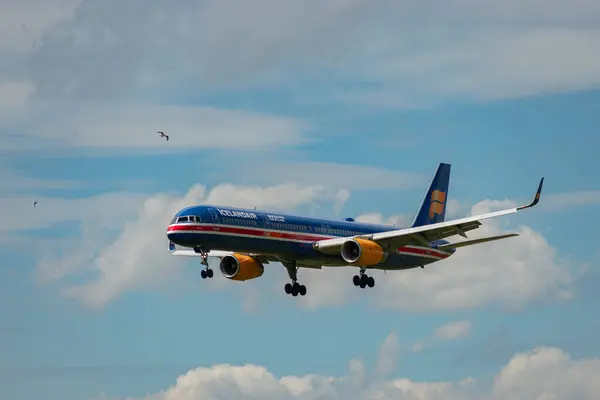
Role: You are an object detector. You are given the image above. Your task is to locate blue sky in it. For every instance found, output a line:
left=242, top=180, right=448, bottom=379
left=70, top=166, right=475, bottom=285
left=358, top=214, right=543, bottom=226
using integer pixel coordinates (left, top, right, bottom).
left=1, top=1, right=600, bottom=399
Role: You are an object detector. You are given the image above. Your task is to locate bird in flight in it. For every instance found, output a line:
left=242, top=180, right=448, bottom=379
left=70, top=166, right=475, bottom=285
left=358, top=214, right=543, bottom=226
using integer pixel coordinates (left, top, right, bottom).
left=157, top=131, right=169, bottom=141
left=33, top=201, right=37, bottom=207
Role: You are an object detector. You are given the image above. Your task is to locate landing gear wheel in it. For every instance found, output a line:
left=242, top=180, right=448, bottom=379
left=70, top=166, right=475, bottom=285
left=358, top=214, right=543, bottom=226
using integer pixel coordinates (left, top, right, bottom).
left=354, top=269, right=375, bottom=289
left=359, top=275, right=367, bottom=289
left=207, top=268, right=214, bottom=278
left=201, top=270, right=207, bottom=279
left=367, top=276, right=375, bottom=288
left=283, top=261, right=307, bottom=297
left=299, top=284, right=307, bottom=296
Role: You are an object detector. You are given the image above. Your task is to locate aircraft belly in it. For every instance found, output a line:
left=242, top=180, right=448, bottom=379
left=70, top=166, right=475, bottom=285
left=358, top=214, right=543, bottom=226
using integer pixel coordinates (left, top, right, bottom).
left=168, top=232, right=448, bottom=270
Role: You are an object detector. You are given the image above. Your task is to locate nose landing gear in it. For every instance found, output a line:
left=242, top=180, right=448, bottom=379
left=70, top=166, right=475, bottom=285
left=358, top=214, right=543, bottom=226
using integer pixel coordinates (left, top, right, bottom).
left=195, top=247, right=214, bottom=279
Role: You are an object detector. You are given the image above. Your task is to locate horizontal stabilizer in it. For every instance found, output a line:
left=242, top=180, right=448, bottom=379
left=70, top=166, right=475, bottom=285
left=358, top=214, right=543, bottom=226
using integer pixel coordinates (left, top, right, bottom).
left=437, top=233, right=519, bottom=250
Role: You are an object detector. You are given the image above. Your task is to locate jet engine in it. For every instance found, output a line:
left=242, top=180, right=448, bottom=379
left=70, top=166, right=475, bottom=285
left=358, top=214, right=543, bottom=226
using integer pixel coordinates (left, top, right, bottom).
left=341, top=238, right=387, bottom=266
left=219, top=254, right=264, bottom=281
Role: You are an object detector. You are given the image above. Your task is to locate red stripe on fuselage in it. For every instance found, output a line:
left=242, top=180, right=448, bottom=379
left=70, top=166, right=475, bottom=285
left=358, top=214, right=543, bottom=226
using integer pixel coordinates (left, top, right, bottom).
left=167, top=223, right=451, bottom=259
left=167, top=223, right=327, bottom=242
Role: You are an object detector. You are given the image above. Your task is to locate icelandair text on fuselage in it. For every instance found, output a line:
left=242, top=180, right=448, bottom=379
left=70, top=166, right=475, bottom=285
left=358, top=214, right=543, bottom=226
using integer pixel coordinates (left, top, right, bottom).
left=217, top=208, right=258, bottom=219
left=217, top=208, right=286, bottom=222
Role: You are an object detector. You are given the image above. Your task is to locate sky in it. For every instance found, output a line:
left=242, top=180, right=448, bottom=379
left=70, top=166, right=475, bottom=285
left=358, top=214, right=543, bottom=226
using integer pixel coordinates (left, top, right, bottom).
left=1, top=0, right=600, bottom=399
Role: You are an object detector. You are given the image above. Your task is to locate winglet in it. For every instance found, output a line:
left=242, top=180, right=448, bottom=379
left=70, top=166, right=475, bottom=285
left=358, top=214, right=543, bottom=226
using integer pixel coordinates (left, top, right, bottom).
left=517, top=177, right=544, bottom=211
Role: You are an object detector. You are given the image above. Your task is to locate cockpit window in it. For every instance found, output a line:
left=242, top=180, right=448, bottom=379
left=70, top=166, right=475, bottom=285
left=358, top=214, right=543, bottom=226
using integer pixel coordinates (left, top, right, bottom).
left=174, top=215, right=202, bottom=223
left=172, top=215, right=202, bottom=224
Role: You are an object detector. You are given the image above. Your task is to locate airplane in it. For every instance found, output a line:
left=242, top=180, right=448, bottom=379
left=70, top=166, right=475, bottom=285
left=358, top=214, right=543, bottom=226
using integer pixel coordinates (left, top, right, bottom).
left=166, top=163, right=544, bottom=297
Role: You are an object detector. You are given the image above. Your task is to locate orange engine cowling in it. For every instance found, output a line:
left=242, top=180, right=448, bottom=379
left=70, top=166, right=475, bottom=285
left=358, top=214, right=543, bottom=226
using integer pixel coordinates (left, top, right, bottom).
left=341, top=238, right=387, bottom=266
left=219, top=254, right=264, bottom=281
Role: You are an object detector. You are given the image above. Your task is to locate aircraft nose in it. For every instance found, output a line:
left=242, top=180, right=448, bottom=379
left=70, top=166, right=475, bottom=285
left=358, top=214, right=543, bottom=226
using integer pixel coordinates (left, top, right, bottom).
left=166, top=225, right=177, bottom=241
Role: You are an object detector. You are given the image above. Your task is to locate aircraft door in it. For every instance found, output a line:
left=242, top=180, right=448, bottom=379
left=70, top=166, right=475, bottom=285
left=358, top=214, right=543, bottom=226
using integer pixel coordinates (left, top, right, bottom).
left=208, top=208, right=219, bottom=223
left=264, top=215, right=272, bottom=229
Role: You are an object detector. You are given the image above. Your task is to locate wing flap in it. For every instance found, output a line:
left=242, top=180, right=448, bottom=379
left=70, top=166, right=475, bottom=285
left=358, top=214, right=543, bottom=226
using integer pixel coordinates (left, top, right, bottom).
left=437, top=233, right=519, bottom=250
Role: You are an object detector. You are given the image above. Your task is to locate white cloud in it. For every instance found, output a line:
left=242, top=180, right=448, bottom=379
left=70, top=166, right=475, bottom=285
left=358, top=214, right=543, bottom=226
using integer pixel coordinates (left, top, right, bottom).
left=0, top=0, right=80, bottom=53
left=492, top=346, right=600, bottom=399
left=0, top=167, right=85, bottom=194
left=376, top=332, right=399, bottom=377
left=0, top=81, right=34, bottom=113
left=352, top=26, right=600, bottom=106
left=0, top=191, right=148, bottom=282
left=231, top=162, right=426, bottom=191
left=412, top=320, right=471, bottom=353
left=411, top=341, right=426, bottom=353
left=435, top=320, right=472, bottom=340
left=102, top=333, right=600, bottom=400
left=1, top=103, right=309, bottom=152
left=0, top=191, right=147, bottom=233
left=24, top=0, right=376, bottom=100
left=355, top=213, right=412, bottom=228
left=3, top=0, right=600, bottom=155
left=542, top=191, right=600, bottom=211
left=35, top=182, right=349, bottom=309
left=17, top=0, right=600, bottom=107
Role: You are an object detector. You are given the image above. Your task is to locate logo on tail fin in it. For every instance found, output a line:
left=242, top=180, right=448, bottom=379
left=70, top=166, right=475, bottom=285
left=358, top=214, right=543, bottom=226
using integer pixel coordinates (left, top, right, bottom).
left=428, top=190, right=446, bottom=219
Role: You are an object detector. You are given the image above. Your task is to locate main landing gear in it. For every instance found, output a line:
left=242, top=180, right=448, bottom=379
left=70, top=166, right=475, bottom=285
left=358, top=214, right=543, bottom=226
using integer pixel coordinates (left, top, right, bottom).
left=195, top=247, right=214, bottom=279
left=353, top=268, right=375, bottom=289
left=283, top=261, right=306, bottom=297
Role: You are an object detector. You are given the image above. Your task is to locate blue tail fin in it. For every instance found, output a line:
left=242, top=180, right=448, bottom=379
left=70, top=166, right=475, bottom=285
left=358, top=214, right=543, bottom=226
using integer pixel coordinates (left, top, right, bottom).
left=412, top=163, right=451, bottom=227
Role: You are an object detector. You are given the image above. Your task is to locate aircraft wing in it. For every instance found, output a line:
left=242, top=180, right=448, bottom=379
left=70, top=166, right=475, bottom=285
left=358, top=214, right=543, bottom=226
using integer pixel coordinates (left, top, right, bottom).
left=314, top=177, right=544, bottom=253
